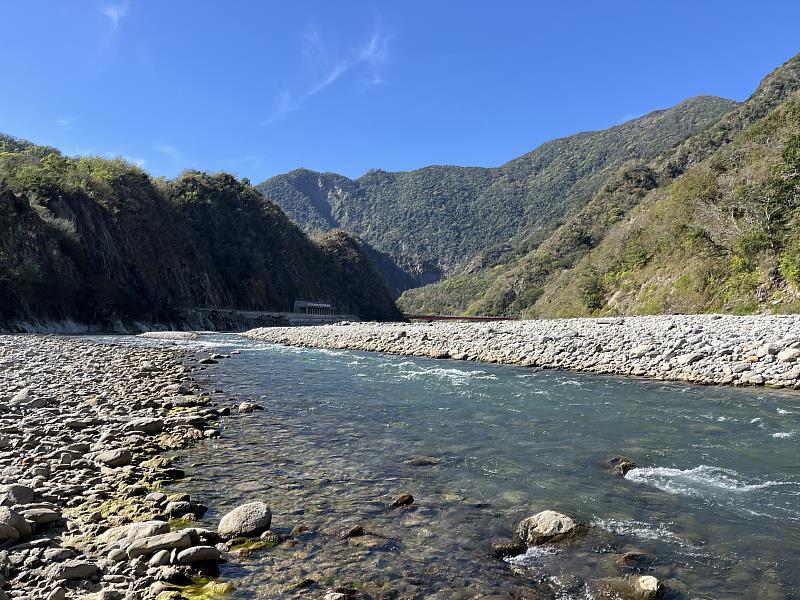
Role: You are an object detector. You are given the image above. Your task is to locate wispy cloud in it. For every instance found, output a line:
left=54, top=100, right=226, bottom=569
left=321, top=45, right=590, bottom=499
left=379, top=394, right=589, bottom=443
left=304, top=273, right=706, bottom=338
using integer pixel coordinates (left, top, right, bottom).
left=101, top=1, right=129, bottom=30
left=57, top=117, right=75, bottom=130
left=155, top=144, right=181, bottom=163
left=228, top=154, right=266, bottom=171
left=261, top=25, right=391, bottom=126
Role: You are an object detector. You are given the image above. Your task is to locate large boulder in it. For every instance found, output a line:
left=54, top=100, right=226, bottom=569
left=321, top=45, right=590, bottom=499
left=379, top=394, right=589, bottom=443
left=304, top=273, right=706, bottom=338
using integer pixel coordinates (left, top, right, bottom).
left=217, top=502, right=272, bottom=539
left=100, top=520, right=171, bottom=546
left=604, top=456, right=637, bottom=477
left=0, top=484, right=34, bottom=506
left=21, top=507, right=61, bottom=525
left=518, top=510, right=578, bottom=546
left=47, top=560, right=98, bottom=581
left=593, top=575, right=664, bottom=600
left=124, top=417, right=165, bottom=435
left=0, top=507, right=32, bottom=539
left=0, top=523, right=19, bottom=543
left=777, top=348, right=800, bottom=362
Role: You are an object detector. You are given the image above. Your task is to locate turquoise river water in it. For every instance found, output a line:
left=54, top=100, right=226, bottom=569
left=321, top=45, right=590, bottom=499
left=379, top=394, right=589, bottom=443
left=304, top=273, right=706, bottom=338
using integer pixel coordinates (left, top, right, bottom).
left=113, top=334, right=800, bottom=599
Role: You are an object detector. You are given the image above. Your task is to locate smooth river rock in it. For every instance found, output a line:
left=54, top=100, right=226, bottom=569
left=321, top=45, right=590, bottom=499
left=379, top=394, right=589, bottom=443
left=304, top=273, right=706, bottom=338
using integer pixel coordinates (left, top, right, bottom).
left=95, top=449, right=133, bottom=468
left=217, top=501, right=272, bottom=539
left=518, top=510, right=578, bottom=546
left=126, top=531, right=192, bottom=558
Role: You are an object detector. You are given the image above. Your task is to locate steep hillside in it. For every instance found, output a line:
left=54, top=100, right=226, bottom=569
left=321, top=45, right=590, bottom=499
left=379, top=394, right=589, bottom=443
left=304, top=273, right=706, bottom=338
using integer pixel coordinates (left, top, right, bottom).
left=401, top=53, right=800, bottom=316
left=0, top=137, right=400, bottom=328
left=533, top=91, right=800, bottom=317
left=257, top=96, right=736, bottom=295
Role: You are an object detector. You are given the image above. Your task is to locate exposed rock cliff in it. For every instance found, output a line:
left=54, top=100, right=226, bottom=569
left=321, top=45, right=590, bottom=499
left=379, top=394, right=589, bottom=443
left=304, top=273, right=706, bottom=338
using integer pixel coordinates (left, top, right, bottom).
left=0, top=142, right=400, bottom=330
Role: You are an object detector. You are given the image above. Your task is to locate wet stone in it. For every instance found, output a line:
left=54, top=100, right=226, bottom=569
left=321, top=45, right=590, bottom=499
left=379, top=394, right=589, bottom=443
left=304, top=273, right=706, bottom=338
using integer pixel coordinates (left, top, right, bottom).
left=392, top=493, right=414, bottom=508
left=342, top=524, right=365, bottom=538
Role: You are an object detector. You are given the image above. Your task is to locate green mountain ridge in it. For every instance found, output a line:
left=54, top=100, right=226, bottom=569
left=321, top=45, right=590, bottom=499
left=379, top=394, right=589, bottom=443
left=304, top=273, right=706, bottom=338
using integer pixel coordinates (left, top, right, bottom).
left=402, top=53, right=800, bottom=317
left=257, top=96, right=737, bottom=297
left=0, top=135, right=401, bottom=329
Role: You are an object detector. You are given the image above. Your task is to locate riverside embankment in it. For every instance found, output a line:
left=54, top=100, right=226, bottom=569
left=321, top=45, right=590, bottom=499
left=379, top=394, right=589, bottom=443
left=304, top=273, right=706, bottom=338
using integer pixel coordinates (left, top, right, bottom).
left=244, top=314, right=800, bottom=389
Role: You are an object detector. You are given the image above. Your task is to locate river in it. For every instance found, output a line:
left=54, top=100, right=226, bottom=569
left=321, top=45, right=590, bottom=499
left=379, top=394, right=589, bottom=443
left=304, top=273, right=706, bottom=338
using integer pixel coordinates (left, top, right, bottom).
left=110, top=333, right=800, bottom=599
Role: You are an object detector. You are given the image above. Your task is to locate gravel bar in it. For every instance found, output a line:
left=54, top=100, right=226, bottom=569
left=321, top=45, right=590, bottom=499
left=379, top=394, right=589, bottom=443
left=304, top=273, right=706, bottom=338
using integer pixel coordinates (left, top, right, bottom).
left=245, top=314, right=800, bottom=389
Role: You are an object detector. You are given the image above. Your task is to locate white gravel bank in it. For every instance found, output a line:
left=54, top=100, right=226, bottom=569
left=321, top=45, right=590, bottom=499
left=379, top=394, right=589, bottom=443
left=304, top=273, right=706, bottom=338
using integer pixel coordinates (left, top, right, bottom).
left=245, top=315, right=800, bottom=389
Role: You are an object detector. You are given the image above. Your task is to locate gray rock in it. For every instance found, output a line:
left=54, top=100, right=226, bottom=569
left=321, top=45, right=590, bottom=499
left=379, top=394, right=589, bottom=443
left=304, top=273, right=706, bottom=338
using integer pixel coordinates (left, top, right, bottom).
left=0, top=484, right=34, bottom=505
left=43, top=548, right=75, bottom=563
left=148, top=549, right=171, bottom=565
left=10, top=388, right=31, bottom=404
left=176, top=545, right=222, bottom=563
left=0, top=507, right=32, bottom=538
left=217, top=501, right=272, bottom=538
left=0, top=524, right=18, bottom=543
left=107, top=548, right=127, bottom=562
left=603, top=456, right=637, bottom=477
left=164, top=501, right=192, bottom=518
left=46, top=588, right=66, bottom=600
left=164, top=415, right=207, bottom=429
left=757, top=343, right=779, bottom=357
left=518, top=510, right=578, bottom=546
left=126, top=531, right=192, bottom=558
left=777, top=348, right=800, bottom=362
left=124, top=417, right=165, bottom=435
left=145, top=492, right=168, bottom=505
left=21, top=507, right=60, bottom=525
left=95, top=449, right=133, bottom=468
left=593, top=575, right=664, bottom=599
left=101, top=520, right=171, bottom=546
left=47, top=559, right=98, bottom=580
left=676, top=352, right=703, bottom=365
left=238, top=402, right=256, bottom=413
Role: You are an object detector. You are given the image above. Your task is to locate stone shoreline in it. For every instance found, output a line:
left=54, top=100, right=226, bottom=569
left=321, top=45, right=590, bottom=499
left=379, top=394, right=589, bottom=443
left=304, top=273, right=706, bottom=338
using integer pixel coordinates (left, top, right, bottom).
left=0, top=336, right=241, bottom=600
left=244, top=314, right=800, bottom=389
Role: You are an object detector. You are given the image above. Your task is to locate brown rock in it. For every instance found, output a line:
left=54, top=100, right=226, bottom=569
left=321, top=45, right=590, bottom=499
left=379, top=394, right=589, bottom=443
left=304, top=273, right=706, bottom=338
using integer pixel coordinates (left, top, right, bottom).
left=392, top=493, right=414, bottom=508
left=342, top=524, right=365, bottom=538
left=604, top=455, right=637, bottom=476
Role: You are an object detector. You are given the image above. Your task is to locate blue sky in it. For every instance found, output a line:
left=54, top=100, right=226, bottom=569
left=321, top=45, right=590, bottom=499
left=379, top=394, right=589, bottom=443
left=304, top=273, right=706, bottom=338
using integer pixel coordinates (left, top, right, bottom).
left=1, top=1, right=799, bottom=182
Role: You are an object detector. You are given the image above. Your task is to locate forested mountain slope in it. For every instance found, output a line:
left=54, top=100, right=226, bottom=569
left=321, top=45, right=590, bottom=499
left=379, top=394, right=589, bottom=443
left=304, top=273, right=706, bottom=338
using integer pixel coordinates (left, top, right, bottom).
left=400, top=52, right=800, bottom=315
left=257, top=96, right=736, bottom=296
left=534, top=89, right=800, bottom=317
left=0, top=136, right=400, bottom=329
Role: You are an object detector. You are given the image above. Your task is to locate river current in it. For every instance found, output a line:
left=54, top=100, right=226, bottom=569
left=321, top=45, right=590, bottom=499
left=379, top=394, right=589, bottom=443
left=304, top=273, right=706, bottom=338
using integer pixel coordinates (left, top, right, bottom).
left=106, top=334, right=800, bottom=599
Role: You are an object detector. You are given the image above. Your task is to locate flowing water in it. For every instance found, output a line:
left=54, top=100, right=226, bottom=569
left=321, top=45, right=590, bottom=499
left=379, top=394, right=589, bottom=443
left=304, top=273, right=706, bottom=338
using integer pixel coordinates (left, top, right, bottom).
left=108, top=334, right=800, bottom=599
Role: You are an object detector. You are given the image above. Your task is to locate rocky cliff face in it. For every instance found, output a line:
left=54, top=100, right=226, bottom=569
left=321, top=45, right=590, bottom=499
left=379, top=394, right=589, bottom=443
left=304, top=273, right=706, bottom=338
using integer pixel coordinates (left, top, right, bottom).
left=0, top=145, right=401, bottom=330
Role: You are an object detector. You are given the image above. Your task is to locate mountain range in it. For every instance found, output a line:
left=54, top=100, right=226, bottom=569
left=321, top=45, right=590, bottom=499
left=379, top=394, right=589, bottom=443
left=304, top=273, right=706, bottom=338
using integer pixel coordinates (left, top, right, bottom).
left=258, top=53, right=800, bottom=318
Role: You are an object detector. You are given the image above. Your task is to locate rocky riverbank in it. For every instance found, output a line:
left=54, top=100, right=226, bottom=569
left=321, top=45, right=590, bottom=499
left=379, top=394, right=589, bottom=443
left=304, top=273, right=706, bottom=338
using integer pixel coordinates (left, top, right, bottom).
left=244, top=314, right=800, bottom=389
left=0, top=336, right=255, bottom=600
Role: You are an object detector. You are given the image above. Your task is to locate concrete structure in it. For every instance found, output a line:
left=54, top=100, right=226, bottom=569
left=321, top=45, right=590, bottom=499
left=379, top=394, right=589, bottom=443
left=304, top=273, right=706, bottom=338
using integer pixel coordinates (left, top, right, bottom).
left=180, top=306, right=357, bottom=328
left=293, top=301, right=335, bottom=316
